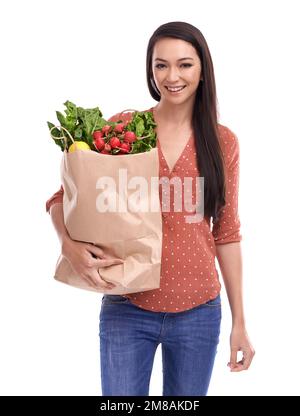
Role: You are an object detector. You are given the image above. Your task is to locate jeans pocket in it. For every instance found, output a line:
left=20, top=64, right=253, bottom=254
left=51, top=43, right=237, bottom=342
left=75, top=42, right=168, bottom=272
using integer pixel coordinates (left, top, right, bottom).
left=102, top=294, right=130, bottom=304
left=203, top=294, right=221, bottom=307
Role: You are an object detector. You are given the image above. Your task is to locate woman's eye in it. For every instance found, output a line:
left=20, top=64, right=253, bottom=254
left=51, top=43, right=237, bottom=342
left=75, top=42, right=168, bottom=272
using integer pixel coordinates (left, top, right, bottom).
left=155, top=63, right=192, bottom=69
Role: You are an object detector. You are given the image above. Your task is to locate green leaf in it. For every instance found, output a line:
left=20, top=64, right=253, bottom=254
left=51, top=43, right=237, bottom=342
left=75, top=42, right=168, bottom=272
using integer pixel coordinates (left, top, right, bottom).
left=56, top=111, right=67, bottom=128
left=136, top=118, right=145, bottom=136
left=92, top=117, right=107, bottom=132
left=63, top=100, right=78, bottom=133
left=125, top=110, right=157, bottom=152
left=77, top=106, right=105, bottom=145
left=74, top=126, right=83, bottom=139
left=47, top=121, right=65, bottom=151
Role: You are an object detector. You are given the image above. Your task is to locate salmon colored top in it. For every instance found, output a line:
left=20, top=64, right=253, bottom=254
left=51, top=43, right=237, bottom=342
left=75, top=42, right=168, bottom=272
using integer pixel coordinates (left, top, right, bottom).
left=46, top=107, right=242, bottom=312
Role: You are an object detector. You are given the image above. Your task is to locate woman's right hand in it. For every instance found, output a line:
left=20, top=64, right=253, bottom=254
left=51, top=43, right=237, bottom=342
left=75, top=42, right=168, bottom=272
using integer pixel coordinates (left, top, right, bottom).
left=61, top=236, right=122, bottom=290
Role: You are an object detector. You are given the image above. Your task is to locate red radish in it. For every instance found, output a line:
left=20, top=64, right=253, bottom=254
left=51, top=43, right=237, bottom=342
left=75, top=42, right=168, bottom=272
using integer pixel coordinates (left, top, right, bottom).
left=114, top=123, right=125, bottom=133
left=124, top=131, right=137, bottom=143
left=110, top=137, right=121, bottom=148
left=92, top=130, right=103, bottom=140
left=100, top=149, right=110, bottom=154
left=104, top=143, right=111, bottom=152
left=93, top=137, right=105, bottom=151
left=102, top=125, right=111, bottom=135
left=119, top=142, right=131, bottom=153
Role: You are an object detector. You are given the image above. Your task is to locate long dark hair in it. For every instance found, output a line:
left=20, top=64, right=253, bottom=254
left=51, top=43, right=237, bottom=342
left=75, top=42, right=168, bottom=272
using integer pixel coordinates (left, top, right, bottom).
left=146, top=21, right=226, bottom=222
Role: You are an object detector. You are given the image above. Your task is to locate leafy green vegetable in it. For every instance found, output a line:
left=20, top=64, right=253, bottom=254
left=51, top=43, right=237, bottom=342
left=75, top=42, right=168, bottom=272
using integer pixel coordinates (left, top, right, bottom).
left=47, top=101, right=157, bottom=154
left=76, top=105, right=106, bottom=148
left=47, top=100, right=107, bottom=151
left=126, top=111, right=157, bottom=154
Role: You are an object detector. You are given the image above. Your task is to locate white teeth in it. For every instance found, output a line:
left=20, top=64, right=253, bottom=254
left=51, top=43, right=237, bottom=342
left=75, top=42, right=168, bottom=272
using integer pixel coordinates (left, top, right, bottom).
left=166, top=86, right=185, bottom=92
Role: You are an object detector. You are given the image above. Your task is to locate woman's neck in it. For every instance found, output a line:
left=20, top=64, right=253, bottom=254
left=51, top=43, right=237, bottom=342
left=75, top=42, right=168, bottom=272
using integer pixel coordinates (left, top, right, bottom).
left=153, top=101, right=193, bottom=129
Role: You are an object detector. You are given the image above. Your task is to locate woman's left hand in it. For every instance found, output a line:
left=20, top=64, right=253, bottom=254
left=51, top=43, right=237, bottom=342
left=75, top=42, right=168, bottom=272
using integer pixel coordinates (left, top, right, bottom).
left=228, top=326, right=255, bottom=372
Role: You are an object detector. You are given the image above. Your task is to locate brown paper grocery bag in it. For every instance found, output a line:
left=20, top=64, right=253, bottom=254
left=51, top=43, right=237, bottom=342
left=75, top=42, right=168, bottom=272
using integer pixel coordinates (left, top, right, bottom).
left=54, top=147, right=162, bottom=295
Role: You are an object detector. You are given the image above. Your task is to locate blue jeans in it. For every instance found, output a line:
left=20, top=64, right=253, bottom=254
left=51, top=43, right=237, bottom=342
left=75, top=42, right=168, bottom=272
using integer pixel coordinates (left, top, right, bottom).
left=99, top=293, right=221, bottom=396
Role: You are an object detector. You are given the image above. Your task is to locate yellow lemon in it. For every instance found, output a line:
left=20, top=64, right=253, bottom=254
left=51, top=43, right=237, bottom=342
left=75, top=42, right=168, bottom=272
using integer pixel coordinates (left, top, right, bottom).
left=69, top=141, right=91, bottom=152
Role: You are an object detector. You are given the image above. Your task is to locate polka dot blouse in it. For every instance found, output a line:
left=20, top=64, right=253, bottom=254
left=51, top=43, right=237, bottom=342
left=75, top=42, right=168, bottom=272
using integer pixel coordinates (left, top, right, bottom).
left=45, top=107, right=242, bottom=313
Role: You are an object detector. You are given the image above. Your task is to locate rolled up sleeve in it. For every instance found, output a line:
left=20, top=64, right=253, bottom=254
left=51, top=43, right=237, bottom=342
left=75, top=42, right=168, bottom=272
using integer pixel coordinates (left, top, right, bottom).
left=212, top=126, right=242, bottom=244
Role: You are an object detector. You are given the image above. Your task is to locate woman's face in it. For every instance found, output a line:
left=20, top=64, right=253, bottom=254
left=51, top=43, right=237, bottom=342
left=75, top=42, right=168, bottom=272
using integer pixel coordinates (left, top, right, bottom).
left=152, top=37, right=202, bottom=104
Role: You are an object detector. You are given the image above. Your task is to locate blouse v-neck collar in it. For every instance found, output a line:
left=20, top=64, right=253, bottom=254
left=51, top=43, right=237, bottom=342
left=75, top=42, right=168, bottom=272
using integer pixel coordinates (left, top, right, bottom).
left=148, top=106, right=193, bottom=176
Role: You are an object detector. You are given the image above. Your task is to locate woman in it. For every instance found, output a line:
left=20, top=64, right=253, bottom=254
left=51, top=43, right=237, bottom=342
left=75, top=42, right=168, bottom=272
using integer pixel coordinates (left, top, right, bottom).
left=46, top=21, right=255, bottom=396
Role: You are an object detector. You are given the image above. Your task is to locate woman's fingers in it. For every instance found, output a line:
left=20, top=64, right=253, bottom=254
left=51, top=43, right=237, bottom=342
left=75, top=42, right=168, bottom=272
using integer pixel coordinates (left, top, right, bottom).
left=81, top=244, right=123, bottom=289
left=228, top=348, right=238, bottom=370
left=228, top=347, right=255, bottom=372
left=85, top=269, right=115, bottom=290
left=242, top=347, right=255, bottom=370
left=86, top=244, right=124, bottom=269
left=229, top=328, right=255, bottom=372
left=95, top=257, right=124, bottom=268
left=86, top=243, right=106, bottom=258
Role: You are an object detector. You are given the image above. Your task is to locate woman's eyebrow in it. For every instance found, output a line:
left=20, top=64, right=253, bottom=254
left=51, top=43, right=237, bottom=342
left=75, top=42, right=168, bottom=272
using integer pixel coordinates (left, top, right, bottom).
left=154, top=57, right=194, bottom=62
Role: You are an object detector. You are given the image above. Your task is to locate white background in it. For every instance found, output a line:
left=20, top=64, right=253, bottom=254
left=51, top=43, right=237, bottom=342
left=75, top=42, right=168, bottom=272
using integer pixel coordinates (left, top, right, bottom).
left=0, top=0, right=299, bottom=396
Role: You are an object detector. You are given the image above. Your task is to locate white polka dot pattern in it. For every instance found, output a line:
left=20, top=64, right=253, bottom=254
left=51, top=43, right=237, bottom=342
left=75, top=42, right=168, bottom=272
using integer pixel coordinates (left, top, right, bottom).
left=118, top=108, right=242, bottom=312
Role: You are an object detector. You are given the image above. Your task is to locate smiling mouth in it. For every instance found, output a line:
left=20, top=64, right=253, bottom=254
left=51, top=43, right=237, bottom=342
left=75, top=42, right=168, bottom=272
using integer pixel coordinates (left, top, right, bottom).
left=165, top=85, right=186, bottom=92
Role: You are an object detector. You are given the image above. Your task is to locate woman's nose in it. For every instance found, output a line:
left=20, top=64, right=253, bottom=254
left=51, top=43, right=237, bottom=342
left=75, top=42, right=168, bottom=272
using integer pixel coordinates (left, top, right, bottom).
left=166, top=67, right=180, bottom=83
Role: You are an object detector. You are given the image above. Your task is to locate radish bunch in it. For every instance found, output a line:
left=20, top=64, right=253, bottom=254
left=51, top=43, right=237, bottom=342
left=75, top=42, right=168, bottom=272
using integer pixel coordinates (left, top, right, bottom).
left=92, top=123, right=137, bottom=155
